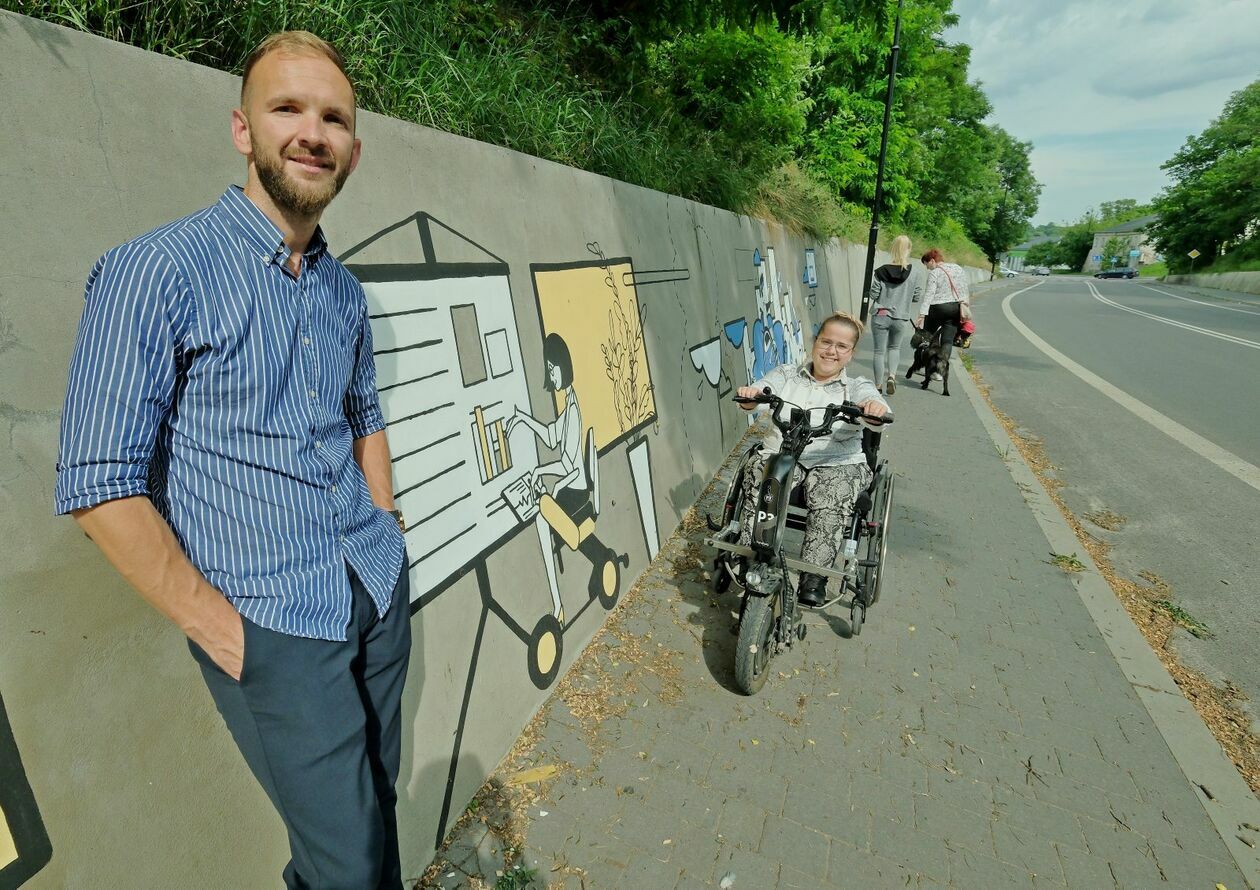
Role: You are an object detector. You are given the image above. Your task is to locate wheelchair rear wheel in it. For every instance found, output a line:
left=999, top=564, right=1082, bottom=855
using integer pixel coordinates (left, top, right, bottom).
left=861, top=470, right=894, bottom=607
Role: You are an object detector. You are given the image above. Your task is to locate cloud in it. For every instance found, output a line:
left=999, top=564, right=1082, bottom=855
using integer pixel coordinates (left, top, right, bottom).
left=946, top=0, right=1260, bottom=222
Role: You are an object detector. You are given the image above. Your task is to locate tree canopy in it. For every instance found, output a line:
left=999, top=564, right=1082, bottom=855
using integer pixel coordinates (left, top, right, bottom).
left=1150, top=80, right=1260, bottom=274
left=8, top=0, right=1040, bottom=257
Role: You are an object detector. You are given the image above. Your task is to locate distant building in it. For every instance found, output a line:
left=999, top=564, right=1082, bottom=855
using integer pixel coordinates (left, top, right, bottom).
left=1002, top=234, right=1059, bottom=272
left=1082, top=214, right=1159, bottom=273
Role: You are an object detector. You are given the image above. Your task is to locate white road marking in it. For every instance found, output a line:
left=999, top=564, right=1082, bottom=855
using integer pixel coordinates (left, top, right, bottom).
left=1001, top=287, right=1260, bottom=494
left=1086, top=282, right=1260, bottom=349
left=1138, top=283, right=1260, bottom=316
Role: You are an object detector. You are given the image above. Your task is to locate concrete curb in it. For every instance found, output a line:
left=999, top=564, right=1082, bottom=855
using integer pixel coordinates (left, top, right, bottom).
left=953, top=337, right=1260, bottom=888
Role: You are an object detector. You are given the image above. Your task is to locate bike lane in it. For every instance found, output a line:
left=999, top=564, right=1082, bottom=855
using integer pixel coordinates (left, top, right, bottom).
left=422, top=290, right=1255, bottom=887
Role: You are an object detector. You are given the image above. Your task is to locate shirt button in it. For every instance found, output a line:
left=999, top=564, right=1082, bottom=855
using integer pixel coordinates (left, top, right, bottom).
left=331, top=484, right=338, bottom=493
left=314, top=441, right=322, bottom=449
left=303, top=336, right=311, bottom=345
left=308, top=389, right=316, bottom=398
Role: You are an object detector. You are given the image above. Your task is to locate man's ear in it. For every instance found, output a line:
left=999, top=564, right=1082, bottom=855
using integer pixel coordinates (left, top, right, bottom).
left=231, top=107, right=252, bottom=159
left=347, top=137, right=362, bottom=178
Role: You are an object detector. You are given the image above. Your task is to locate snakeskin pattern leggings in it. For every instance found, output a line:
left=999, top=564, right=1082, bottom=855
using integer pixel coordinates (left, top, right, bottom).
left=737, top=452, right=873, bottom=569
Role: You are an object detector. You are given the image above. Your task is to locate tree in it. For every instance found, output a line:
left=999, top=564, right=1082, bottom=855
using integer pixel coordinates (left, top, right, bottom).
left=1100, top=236, right=1131, bottom=268
left=967, top=126, right=1041, bottom=275
left=1052, top=223, right=1095, bottom=271
left=1024, top=240, right=1059, bottom=267
left=1150, top=79, right=1260, bottom=273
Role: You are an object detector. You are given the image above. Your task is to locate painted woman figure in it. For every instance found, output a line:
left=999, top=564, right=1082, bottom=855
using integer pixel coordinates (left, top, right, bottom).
left=507, top=333, right=586, bottom=621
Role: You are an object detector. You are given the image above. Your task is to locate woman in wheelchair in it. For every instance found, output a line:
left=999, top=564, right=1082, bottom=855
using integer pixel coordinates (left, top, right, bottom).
left=735, top=312, right=889, bottom=607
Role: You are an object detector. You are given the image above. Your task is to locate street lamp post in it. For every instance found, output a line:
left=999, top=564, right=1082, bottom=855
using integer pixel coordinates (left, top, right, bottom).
left=859, top=0, right=906, bottom=323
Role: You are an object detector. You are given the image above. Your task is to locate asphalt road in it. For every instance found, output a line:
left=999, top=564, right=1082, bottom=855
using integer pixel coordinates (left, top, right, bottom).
left=952, top=275, right=1260, bottom=732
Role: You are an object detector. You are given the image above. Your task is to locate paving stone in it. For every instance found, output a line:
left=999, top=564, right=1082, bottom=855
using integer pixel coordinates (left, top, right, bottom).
left=759, top=814, right=830, bottom=880
left=990, top=819, right=1066, bottom=885
left=715, top=795, right=771, bottom=850
left=867, top=813, right=951, bottom=883
left=849, top=770, right=915, bottom=828
left=925, top=769, right=995, bottom=818
left=640, top=765, right=724, bottom=830
left=1054, top=841, right=1119, bottom=888
left=1052, top=747, right=1140, bottom=800
left=988, top=788, right=1087, bottom=853
left=1140, top=840, right=1246, bottom=888
left=779, top=862, right=839, bottom=888
left=615, top=850, right=683, bottom=889
left=914, top=791, right=995, bottom=857
left=877, top=748, right=932, bottom=795
left=781, top=775, right=848, bottom=838
left=711, top=845, right=780, bottom=889
left=949, top=845, right=1040, bottom=888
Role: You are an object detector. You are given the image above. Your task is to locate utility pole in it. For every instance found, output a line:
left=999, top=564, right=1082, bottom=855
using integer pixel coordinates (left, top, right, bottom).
left=859, top=0, right=905, bottom=323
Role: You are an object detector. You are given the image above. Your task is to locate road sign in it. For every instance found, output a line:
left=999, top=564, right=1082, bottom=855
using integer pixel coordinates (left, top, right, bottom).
left=1129, top=249, right=1140, bottom=257
left=1093, top=255, right=1102, bottom=262
left=1188, top=249, right=1201, bottom=259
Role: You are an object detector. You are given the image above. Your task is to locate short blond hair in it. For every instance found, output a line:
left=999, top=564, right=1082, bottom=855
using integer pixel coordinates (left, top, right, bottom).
left=241, top=31, right=354, bottom=103
left=819, top=311, right=864, bottom=344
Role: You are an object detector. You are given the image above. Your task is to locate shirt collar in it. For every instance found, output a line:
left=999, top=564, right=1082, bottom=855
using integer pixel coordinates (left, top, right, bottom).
left=796, top=362, right=848, bottom=387
left=216, top=185, right=329, bottom=267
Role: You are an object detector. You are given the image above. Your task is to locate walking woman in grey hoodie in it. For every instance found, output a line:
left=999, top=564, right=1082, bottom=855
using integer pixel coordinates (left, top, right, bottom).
left=868, top=234, right=923, bottom=393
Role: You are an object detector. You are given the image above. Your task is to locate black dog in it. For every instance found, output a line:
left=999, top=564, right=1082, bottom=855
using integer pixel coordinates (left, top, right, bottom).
left=905, top=330, right=950, bottom=396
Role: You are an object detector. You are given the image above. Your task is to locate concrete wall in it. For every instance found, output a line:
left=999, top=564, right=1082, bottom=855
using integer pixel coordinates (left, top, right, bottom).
left=0, top=12, right=974, bottom=887
left=1165, top=271, right=1260, bottom=296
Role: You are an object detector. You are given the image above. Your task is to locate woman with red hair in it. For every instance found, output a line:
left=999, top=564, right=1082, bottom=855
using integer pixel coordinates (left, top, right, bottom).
left=915, top=248, right=970, bottom=379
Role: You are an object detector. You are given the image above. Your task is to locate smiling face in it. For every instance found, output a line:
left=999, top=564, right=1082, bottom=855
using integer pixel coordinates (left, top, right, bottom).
left=811, top=318, right=858, bottom=380
left=232, top=50, right=361, bottom=219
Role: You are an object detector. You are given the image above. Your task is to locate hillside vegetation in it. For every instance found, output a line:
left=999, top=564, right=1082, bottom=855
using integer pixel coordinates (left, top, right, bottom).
left=7, top=0, right=1042, bottom=266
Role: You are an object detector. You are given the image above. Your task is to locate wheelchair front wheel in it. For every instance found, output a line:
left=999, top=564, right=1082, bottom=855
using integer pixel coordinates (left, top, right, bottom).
left=733, top=594, right=776, bottom=695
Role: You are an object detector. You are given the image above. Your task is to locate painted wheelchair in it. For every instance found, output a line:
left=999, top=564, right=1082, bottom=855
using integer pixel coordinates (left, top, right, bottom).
left=705, top=389, right=895, bottom=694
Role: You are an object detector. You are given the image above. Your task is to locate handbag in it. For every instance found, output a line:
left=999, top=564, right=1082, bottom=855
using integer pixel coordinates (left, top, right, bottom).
left=943, top=267, right=971, bottom=321
left=955, top=318, right=975, bottom=349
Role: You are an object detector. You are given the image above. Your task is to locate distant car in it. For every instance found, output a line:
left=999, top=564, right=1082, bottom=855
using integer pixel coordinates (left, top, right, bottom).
left=999, top=267, right=1018, bottom=278
left=1032, top=267, right=1050, bottom=276
left=1094, top=268, right=1138, bottom=279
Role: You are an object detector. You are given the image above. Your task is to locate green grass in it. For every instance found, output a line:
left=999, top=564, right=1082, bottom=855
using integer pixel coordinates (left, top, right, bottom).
left=494, top=865, right=539, bottom=889
left=1152, top=600, right=1212, bottom=639
left=1139, top=261, right=1167, bottom=278
left=1049, top=552, right=1086, bottom=572
left=4, top=0, right=991, bottom=257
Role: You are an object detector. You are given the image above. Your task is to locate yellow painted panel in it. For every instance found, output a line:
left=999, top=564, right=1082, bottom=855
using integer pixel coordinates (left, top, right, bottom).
left=0, top=803, right=18, bottom=869
left=534, top=263, right=657, bottom=450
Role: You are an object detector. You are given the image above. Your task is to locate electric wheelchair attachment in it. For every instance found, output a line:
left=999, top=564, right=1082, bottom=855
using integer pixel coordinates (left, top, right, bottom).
left=705, top=388, right=895, bottom=694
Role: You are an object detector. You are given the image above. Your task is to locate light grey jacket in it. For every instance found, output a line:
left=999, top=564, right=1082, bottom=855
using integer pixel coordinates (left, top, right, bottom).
left=868, top=263, right=924, bottom=320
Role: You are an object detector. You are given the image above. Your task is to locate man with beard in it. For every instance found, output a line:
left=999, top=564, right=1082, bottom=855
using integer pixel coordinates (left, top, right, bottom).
left=54, top=32, right=411, bottom=889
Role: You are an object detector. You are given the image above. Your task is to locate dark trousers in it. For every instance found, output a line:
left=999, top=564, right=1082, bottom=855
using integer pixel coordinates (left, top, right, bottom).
left=190, top=562, right=412, bottom=889
left=923, top=301, right=961, bottom=366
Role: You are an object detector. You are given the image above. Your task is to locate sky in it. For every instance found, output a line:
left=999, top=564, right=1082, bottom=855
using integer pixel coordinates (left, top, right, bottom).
left=946, top=0, right=1260, bottom=225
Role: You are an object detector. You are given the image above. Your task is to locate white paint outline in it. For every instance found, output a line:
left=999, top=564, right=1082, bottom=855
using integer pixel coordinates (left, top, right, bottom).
left=1000, top=285, right=1260, bottom=495
left=1086, top=281, right=1260, bottom=349
left=1138, top=283, right=1260, bottom=317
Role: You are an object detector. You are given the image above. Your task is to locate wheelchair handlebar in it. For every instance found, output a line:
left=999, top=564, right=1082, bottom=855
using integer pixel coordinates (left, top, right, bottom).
left=732, top=387, right=892, bottom=432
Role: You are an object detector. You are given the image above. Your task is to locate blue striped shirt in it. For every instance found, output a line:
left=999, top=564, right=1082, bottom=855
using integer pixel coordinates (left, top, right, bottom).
left=55, top=186, right=405, bottom=641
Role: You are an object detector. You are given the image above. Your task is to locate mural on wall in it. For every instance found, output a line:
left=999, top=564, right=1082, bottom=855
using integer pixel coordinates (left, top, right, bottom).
left=530, top=246, right=662, bottom=565
left=720, top=245, right=807, bottom=402
left=1, top=694, right=52, bottom=889
left=341, top=215, right=666, bottom=849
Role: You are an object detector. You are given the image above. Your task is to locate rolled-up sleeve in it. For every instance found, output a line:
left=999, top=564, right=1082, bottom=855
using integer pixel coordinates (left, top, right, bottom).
left=344, top=301, right=386, bottom=440
left=54, top=244, right=183, bottom=514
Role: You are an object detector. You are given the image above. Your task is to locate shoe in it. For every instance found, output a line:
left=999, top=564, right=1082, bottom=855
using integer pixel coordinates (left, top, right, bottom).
left=930, top=372, right=943, bottom=381
left=797, top=573, right=827, bottom=607
left=885, top=376, right=896, bottom=395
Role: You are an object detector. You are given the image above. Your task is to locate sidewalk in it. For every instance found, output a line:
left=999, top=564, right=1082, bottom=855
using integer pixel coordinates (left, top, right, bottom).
left=424, top=338, right=1254, bottom=888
